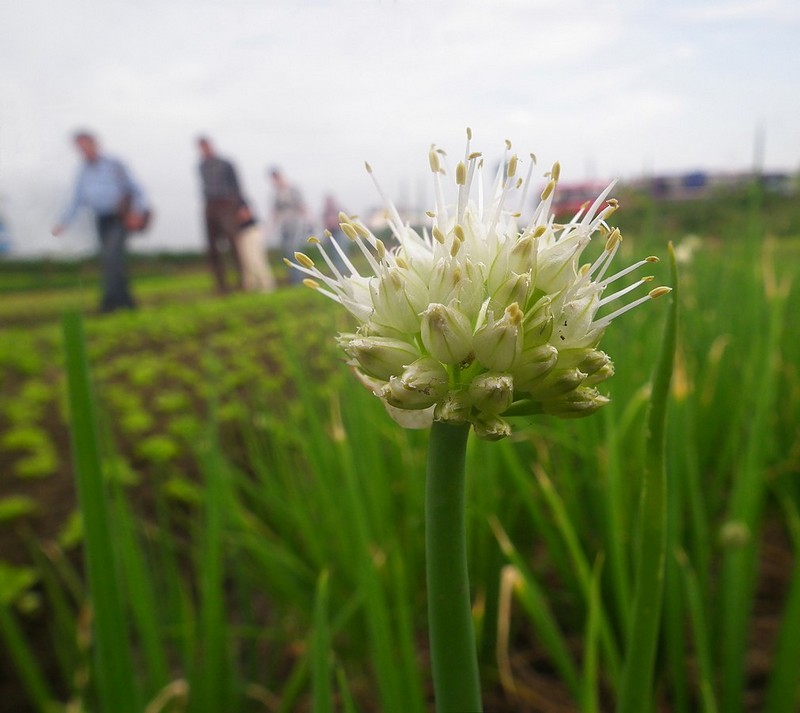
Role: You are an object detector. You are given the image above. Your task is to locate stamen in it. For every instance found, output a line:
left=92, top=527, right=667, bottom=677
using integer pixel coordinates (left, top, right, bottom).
left=581, top=180, right=618, bottom=227
left=589, top=228, right=621, bottom=281
left=596, top=287, right=672, bottom=325
left=598, top=276, right=654, bottom=307
left=365, top=162, right=406, bottom=239
left=601, top=256, right=655, bottom=287
left=319, top=235, right=356, bottom=280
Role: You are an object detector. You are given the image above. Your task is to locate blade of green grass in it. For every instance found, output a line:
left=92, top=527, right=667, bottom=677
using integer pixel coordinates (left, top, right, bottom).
left=764, top=492, right=800, bottom=713
left=490, top=517, right=581, bottom=698
left=0, top=601, right=57, bottom=712
left=616, top=242, right=678, bottom=713
left=62, top=311, right=138, bottom=713
left=675, top=549, right=718, bottom=713
left=190, top=431, right=235, bottom=713
left=533, top=466, right=622, bottom=681
left=580, top=555, right=604, bottom=713
left=718, top=278, right=787, bottom=713
left=312, top=569, right=334, bottom=713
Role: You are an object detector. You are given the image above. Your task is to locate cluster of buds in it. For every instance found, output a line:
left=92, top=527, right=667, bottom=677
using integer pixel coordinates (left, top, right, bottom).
left=288, top=130, right=670, bottom=440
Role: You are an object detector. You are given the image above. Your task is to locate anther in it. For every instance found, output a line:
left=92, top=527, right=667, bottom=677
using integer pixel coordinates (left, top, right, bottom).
left=456, top=161, right=467, bottom=185
left=341, top=223, right=359, bottom=240
left=294, top=252, right=315, bottom=269
left=428, top=145, right=440, bottom=173
left=507, top=154, right=518, bottom=178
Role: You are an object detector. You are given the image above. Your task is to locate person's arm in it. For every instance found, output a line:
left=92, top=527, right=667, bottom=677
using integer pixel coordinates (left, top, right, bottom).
left=52, top=171, right=85, bottom=235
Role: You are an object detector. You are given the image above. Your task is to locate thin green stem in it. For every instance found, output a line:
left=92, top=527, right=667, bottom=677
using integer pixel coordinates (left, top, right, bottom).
left=616, top=244, right=678, bottom=713
left=426, top=421, right=482, bottom=713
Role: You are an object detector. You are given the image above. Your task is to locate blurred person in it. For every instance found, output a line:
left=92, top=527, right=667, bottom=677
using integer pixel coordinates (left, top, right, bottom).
left=269, top=167, right=308, bottom=284
left=52, top=130, right=149, bottom=313
left=235, top=202, right=275, bottom=293
left=197, top=136, right=248, bottom=293
left=321, top=193, right=351, bottom=275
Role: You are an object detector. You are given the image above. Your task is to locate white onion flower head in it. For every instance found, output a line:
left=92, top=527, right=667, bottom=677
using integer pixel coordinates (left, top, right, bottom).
left=288, top=131, right=671, bottom=439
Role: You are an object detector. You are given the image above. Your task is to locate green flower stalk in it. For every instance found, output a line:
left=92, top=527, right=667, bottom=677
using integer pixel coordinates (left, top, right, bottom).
left=289, top=129, right=670, bottom=711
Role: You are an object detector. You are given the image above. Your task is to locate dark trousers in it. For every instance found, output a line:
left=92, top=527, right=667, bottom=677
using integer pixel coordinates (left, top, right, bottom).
left=96, top=214, right=136, bottom=313
left=204, top=199, right=243, bottom=292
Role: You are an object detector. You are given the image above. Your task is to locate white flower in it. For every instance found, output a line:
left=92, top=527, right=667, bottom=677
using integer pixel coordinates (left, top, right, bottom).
left=288, top=130, right=671, bottom=439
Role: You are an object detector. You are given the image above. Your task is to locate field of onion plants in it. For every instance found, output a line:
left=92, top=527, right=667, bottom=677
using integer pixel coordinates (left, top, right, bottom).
left=0, top=191, right=798, bottom=712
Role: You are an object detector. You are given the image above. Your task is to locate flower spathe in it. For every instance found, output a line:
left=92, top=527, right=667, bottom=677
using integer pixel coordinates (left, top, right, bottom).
left=288, top=131, right=671, bottom=439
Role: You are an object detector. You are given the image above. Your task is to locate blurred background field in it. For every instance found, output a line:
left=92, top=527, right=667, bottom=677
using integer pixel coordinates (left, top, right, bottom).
left=0, top=184, right=798, bottom=712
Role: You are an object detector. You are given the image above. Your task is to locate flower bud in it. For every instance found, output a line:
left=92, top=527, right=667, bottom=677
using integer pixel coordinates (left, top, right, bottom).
left=522, top=296, right=554, bottom=347
left=472, top=413, right=512, bottom=441
left=508, top=233, right=537, bottom=275
left=719, top=521, right=750, bottom=549
left=584, top=362, right=615, bottom=386
left=434, top=389, right=472, bottom=423
left=511, top=343, right=558, bottom=391
left=525, top=367, right=587, bottom=401
left=473, top=303, right=523, bottom=371
left=542, top=387, right=610, bottom=419
left=342, top=335, right=421, bottom=381
left=369, top=268, right=422, bottom=335
left=555, top=348, right=611, bottom=376
left=420, top=303, right=473, bottom=365
left=455, top=259, right=485, bottom=317
left=490, top=272, right=531, bottom=312
left=468, top=372, right=514, bottom=415
left=382, top=357, right=449, bottom=410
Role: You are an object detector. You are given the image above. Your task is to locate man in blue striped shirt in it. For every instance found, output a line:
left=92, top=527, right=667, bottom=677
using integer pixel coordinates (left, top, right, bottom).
left=52, top=131, right=149, bottom=312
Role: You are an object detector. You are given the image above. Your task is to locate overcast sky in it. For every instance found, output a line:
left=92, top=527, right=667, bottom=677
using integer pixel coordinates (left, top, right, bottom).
left=1, top=0, right=798, bottom=257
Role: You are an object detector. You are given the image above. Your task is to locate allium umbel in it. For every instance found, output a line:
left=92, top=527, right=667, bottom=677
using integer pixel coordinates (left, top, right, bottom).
left=288, top=131, right=670, bottom=440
